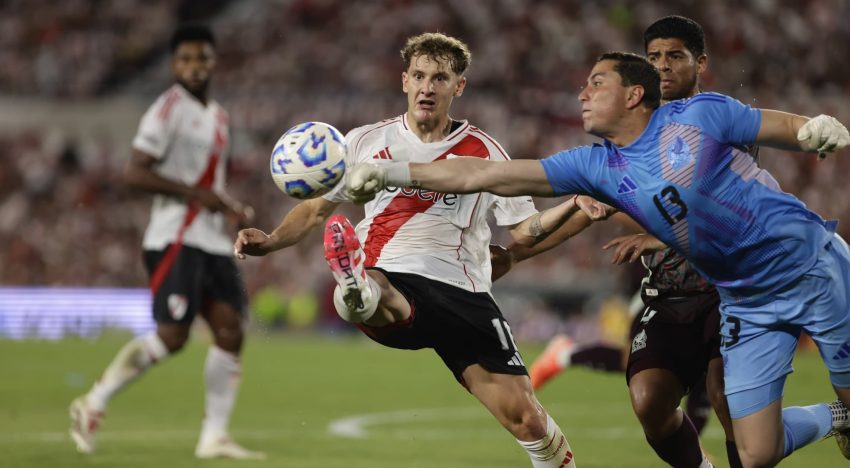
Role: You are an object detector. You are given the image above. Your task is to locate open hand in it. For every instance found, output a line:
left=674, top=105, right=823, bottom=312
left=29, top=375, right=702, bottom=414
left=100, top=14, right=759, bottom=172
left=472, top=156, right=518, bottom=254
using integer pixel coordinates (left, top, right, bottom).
left=602, top=233, right=667, bottom=264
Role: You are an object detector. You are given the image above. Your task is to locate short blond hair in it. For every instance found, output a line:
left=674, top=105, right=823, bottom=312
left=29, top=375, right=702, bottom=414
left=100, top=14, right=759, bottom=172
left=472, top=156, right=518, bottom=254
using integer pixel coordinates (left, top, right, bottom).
left=400, top=32, right=471, bottom=75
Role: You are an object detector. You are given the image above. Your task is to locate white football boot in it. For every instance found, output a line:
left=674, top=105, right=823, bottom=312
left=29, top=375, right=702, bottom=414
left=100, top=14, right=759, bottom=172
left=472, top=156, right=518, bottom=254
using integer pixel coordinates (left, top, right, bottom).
left=69, top=396, right=103, bottom=454
left=195, top=433, right=267, bottom=460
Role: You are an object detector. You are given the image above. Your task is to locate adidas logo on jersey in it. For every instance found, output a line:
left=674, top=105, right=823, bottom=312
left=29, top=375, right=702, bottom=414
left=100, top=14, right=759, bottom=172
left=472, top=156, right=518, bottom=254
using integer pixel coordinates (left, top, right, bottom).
left=372, top=147, right=394, bottom=160
left=617, top=175, right=638, bottom=194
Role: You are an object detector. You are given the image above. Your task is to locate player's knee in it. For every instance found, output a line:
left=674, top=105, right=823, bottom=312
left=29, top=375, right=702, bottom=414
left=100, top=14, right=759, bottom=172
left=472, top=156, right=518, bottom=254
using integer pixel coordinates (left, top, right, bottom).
left=630, top=384, right=660, bottom=423
left=159, top=333, right=189, bottom=354
left=212, top=324, right=244, bottom=353
left=156, top=328, right=190, bottom=353
left=736, top=442, right=782, bottom=468
left=505, top=409, right=547, bottom=441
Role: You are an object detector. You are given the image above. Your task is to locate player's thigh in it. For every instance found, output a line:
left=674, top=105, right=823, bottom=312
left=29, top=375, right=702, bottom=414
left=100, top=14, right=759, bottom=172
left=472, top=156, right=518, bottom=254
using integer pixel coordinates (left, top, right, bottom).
left=143, top=246, right=205, bottom=325
left=430, top=286, right=528, bottom=383
left=201, top=252, right=246, bottom=319
left=626, top=305, right=709, bottom=393
left=352, top=270, right=431, bottom=351
left=720, top=302, right=799, bottom=415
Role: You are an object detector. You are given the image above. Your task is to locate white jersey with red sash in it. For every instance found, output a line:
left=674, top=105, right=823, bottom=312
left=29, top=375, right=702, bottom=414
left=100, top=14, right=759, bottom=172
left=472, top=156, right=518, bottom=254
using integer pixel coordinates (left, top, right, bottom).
left=132, top=84, right=232, bottom=257
left=325, top=115, right=536, bottom=293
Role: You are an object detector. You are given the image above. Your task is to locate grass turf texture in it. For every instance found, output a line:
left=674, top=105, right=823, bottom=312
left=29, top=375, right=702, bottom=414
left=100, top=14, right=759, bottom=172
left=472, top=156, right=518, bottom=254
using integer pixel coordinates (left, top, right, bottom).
left=0, top=333, right=842, bottom=467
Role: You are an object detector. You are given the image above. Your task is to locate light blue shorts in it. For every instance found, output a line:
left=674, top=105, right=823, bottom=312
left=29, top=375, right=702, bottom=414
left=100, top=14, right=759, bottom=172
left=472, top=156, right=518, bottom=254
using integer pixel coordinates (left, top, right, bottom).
left=721, top=235, right=850, bottom=418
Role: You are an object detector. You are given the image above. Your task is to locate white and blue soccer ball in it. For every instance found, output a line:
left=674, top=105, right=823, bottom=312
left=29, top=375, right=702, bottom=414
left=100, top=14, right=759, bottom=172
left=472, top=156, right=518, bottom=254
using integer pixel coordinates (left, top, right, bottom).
left=270, top=122, right=346, bottom=199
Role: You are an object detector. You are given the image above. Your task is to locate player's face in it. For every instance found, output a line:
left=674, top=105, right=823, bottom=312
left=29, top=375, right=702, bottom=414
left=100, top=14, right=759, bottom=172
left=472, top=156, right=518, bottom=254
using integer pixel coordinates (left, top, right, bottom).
left=646, top=38, right=705, bottom=101
left=402, top=54, right=466, bottom=125
left=578, top=60, right=631, bottom=136
left=171, top=41, right=216, bottom=95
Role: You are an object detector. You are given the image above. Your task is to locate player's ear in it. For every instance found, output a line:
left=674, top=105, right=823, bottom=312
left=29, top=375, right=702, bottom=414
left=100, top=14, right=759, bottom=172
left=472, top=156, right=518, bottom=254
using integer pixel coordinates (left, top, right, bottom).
left=402, top=72, right=409, bottom=94
left=626, top=85, right=645, bottom=110
left=454, top=76, right=467, bottom=98
left=696, top=54, right=708, bottom=76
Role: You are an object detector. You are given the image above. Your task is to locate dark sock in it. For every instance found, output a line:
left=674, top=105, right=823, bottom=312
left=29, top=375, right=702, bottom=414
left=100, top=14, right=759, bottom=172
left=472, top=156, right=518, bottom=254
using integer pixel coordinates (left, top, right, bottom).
left=726, top=440, right=743, bottom=468
left=685, top=376, right=711, bottom=435
left=647, top=414, right=703, bottom=468
left=570, top=345, right=624, bottom=372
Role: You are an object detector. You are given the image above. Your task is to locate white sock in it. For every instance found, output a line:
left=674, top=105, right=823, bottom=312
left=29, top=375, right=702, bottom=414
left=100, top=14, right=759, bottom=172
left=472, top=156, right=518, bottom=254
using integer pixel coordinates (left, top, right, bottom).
left=200, top=346, right=241, bottom=442
left=86, top=333, right=169, bottom=412
left=332, top=276, right=381, bottom=323
left=699, top=454, right=714, bottom=468
left=557, top=349, right=572, bottom=368
left=517, top=414, right=576, bottom=468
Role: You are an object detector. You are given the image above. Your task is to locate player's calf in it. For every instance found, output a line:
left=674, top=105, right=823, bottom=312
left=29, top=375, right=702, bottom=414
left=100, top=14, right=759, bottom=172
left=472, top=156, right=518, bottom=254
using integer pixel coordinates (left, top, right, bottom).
left=323, top=215, right=380, bottom=323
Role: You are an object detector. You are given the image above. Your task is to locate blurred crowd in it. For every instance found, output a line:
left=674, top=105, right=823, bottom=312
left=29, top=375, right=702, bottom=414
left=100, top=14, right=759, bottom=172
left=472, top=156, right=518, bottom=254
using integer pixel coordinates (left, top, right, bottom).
left=2, top=0, right=850, bottom=336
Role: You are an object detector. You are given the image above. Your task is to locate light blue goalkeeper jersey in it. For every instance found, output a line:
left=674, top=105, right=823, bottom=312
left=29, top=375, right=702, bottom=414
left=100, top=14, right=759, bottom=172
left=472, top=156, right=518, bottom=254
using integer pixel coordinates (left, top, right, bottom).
left=541, top=92, right=837, bottom=300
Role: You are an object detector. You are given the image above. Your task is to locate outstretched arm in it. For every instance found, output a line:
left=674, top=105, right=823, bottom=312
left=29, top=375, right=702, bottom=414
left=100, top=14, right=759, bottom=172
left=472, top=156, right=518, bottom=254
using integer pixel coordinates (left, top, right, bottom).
left=490, top=196, right=602, bottom=281
left=348, top=158, right=555, bottom=201
left=758, top=111, right=849, bottom=153
left=509, top=196, right=601, bottom=260
left=234, top=197, right=339, bottom=259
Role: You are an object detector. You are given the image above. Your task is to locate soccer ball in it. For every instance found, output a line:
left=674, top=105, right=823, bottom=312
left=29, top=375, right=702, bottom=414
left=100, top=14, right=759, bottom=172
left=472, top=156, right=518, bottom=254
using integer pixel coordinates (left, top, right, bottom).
left=269, top=122, right=347, bottom=199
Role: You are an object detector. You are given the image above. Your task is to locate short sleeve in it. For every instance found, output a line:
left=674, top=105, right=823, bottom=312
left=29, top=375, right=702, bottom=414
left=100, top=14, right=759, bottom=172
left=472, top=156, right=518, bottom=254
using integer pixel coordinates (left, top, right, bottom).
left=131, top=97, right=176, bottom=159
left=492, top=195, right=537, bottom=226
left=682, top=93, right=761, bottom=145
left=539, top=146, right=595, bottom=196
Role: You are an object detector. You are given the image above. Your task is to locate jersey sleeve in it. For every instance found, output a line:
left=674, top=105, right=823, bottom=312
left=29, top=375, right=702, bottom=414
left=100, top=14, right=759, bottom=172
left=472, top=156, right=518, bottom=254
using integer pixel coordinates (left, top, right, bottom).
left=686, top=93, right=762, bottom=145
left=491, top=195, right=537, bottom=226
left=539, top=146, right=596, bottom=196
left=131, top=96, right=177, bottom=159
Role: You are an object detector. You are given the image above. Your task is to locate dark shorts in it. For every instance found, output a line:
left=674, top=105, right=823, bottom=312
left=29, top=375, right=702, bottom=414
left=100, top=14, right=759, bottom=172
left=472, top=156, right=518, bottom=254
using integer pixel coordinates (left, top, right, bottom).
left=143, top=244, right=246, bottom=325
left=358, top=268, right=528, bottom=382
left=626, top=291, right=722, bottom=393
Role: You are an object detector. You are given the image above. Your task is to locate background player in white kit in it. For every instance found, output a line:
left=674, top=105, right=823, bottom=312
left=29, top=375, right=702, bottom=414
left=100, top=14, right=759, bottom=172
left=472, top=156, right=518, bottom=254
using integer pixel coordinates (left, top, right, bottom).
left=235, top=33, right=579, bottom=467
left=69, top=25, right=264, bottom=460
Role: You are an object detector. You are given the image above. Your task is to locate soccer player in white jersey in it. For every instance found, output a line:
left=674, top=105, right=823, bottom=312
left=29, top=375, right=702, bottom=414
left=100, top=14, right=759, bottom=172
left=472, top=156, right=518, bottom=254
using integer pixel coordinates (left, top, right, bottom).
left=69, top=25, right=264, bottom=460
left=235, top=33, right=578, bottom=467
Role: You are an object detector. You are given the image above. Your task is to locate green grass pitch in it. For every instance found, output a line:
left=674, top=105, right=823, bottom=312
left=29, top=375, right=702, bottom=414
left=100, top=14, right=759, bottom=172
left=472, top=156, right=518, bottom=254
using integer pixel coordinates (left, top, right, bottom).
left=0, top=333, right=843, bottom=467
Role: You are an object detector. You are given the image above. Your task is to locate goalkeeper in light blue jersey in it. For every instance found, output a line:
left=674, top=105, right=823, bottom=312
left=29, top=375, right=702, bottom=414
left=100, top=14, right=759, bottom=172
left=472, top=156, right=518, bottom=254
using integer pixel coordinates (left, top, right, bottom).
left=347, top=52, right=850, bottom=467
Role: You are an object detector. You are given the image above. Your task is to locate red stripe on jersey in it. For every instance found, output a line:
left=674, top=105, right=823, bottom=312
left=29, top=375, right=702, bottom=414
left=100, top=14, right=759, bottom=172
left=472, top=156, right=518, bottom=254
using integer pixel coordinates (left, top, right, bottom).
left=455, top=193, right=482, bottom=291
left=471, top=128, right=509, bottom=160
left=363, top=134, right=490, bottom=266
left=149, top=118, right=226, bottom=294
left=157, top=89, right=181, bottom=122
